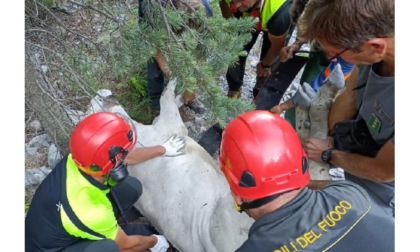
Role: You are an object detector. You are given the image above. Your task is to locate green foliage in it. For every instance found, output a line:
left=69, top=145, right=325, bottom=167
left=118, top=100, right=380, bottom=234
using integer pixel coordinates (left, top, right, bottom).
left=109, top=0, right=257, bottom=124
left=33, top=0, right=257, bottom=125
left=25, top=191, right=32, bottom=213
left=115, top=71, right=155, bottom=124
left=64, top=48, right=103, bottom=91
left=38, top=0, right=54, bottom=7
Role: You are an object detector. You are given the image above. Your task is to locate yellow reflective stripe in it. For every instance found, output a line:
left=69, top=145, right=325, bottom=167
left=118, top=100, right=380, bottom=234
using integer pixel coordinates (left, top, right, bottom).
left=61, top=155, right=118, bottom=240
left=261, top=0, right=287, bottom=31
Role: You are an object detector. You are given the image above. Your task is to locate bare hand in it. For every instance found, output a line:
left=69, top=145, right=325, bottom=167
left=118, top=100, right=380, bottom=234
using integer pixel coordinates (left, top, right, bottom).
left=304, top=137, right=333, bottom=162
left=270, top=105, right=284, bottom=114
left=256, top=62, right=271, bottom=77
left=270, top=99, right=294, bottom=114
left=279, top=43, right=301, bottom=62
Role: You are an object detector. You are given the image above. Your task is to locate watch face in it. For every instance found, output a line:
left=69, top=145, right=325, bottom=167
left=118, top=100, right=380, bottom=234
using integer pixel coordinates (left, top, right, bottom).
left=322, top=149, right=331, bottom=163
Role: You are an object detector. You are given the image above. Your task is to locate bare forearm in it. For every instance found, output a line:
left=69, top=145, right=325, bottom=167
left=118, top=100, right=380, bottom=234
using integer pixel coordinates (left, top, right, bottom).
left=125, top=146, right=165, bottom=165
left=116, top=226, right=158, bottom=251
left=305, top=132, right=394, bottom=184
left=261, top=35, right=286, bottom=66
left=261, top=43, right=283, bottom=66
left=156, top=49, right=171, bottom=77
left=120, top=235, right=157, bottom=252
left=331, top=148, right=394, bottom=183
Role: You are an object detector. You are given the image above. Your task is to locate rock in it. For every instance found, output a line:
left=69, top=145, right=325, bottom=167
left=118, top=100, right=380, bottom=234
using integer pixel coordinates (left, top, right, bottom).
left=29, top=120, right=43, bottom=132
left=48, top=144, right=63, bottom=168
left=27, top=134, right=53, bottom=148
left=25, top=167, right=52, bottom=188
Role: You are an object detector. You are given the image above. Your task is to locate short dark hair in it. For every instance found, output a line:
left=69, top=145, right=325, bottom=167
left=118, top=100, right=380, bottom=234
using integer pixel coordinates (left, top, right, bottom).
left=297, top=0, right=394, bottom=51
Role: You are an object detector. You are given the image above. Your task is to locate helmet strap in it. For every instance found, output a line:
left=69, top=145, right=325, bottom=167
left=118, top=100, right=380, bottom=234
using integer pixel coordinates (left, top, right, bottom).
left=105, top=162, right=129, bottom=187
left=238, top=191, right=285, bottom=213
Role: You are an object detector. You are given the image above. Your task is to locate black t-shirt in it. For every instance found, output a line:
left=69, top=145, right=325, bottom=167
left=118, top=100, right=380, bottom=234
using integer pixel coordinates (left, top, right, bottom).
left=266, top=0, right=292, bottom=36
left=25, top=156, right=112, bottom=251
left=25, top=157, right=77, bottom=251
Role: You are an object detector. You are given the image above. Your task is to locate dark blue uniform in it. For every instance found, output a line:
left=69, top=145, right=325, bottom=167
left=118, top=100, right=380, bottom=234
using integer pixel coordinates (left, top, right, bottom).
left=237, top=180, right=394, bottom=252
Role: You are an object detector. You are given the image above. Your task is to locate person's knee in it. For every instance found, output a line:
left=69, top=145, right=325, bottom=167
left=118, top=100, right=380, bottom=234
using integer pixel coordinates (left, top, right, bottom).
left=84, top=239, right=119, bottom=252
left=111, top=176, right=143, bottom=208
left=124, top=176, right=143, bottom=202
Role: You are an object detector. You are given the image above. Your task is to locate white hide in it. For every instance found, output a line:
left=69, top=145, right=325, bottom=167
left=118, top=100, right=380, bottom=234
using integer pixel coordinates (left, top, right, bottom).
left=92, top=79, right=253, bottom=252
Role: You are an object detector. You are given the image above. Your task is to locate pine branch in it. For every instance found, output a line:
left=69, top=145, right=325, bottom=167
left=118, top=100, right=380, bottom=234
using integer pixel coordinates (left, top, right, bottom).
left=67, top=0, right=122, bottom=26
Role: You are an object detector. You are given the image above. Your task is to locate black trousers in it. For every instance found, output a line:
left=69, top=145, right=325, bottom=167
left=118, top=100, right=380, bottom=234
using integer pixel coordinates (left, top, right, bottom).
left=147, top=58, right=165, bottom=110
left=226, top=30, right=270, bottom=93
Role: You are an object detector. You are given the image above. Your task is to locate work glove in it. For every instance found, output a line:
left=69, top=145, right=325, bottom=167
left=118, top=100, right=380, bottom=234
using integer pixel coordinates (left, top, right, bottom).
left=161, top=134, right=186, bottom=157
left=150, top=234, right=170, bottom=252
left=324, top=63, right=345, bottom=90
left=292, top=82, right=316, bottom=108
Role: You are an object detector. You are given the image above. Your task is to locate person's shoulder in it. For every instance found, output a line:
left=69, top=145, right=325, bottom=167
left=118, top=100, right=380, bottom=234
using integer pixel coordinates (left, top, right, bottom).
left=265, top=0, right=293, bottom=35
left=356, top=64, right=372, bottom=76
left=322, top=180, right=370, bottom=199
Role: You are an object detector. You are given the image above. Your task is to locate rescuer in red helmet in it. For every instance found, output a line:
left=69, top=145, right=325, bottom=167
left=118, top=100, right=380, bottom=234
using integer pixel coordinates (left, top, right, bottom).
left=219, top=110, right=394, bottom=251
left=26, top=112, right=185, bottom=252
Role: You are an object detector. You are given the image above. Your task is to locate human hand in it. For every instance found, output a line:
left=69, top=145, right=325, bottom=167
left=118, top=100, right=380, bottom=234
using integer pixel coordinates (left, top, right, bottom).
left=163, top=69, right=172, bottom=78
left=270, top=99, right=294, bottom=114
left=256, top=61, right=271, bottom=77
left=150, top=234, right=170, bottom=252
left=279, top=43, right=301, bottom=62
left=161, top=134, right=186, bottom=157
left=270, top=105, right=284, bottom=114
left=304, top=137, right=333, bottom=162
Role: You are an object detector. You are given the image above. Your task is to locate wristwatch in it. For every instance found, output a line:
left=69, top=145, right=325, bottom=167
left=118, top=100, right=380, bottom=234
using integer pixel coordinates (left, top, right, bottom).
left=321, top=148, right=334, bottom=165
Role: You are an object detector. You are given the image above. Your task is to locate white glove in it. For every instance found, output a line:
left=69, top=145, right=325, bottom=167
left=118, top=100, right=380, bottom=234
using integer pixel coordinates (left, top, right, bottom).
left=150, top=234, right=169, bottom=252
left=161, top=134, right=186, bottom=157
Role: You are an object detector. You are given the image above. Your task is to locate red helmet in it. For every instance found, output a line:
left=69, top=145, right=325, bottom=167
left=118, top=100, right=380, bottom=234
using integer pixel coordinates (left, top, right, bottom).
left=219, top=110, right=310, bottom=200
left=69, top=112, right=137, bottom=176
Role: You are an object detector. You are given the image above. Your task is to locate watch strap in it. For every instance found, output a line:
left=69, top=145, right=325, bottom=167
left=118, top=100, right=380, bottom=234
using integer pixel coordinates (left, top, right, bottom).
left=321, top=148, right=334, bottom=165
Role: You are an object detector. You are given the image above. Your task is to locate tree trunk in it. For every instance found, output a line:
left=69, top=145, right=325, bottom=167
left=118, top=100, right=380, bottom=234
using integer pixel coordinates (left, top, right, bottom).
left=25, top=48, right=74, bottom=155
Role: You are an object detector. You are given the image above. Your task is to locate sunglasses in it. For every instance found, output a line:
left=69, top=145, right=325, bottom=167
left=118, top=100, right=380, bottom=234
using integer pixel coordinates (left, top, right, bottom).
left=325, top=48, right=349, bottom=62
left=293, top=47, right=349, bottom=67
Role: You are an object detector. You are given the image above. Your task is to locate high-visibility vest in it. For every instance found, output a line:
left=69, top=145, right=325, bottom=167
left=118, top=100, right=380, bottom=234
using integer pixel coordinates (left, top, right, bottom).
left=59, top=154, right=118, bottom=240
left=225, top=0, right=287, bottom=31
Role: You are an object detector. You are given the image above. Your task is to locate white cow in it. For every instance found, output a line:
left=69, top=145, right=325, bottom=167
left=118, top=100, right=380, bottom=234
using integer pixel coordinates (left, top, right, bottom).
left=89, top=79, right=253, bottom=252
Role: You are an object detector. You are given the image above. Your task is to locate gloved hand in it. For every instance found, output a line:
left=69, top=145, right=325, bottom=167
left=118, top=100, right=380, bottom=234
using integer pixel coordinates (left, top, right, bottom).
left=292, top=82, right=316, bottom=108
left=150, top=234, right=170, bottom=252
left=324, top=63, right=345, bottom=90
left=161, top=134, right=186, bottom=157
